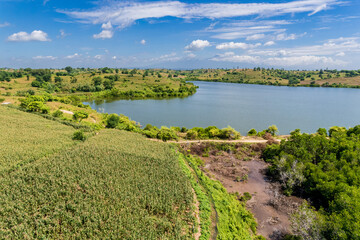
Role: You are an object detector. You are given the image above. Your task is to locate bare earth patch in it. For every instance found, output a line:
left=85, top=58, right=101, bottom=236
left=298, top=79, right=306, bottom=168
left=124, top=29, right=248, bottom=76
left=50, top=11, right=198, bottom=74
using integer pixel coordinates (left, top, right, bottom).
left=182, top=142, right=302, bottom=239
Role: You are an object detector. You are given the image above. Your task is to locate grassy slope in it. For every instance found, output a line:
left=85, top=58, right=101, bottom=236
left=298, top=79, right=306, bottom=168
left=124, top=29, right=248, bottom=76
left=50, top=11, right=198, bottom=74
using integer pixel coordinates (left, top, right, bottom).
left=0, top=126, right=195, bottom=239
left=0, top=106, right=75, bottom=173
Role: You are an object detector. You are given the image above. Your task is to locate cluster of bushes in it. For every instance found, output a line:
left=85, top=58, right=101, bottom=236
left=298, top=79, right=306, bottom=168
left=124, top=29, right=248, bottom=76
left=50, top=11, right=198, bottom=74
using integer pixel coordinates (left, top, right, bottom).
left=105, top=115, right=179, bottom=141
left=184, top=126, right=241, bottom=140
left=247, top=125, right=278, bottom=137
left=19, top=95, right=50, bottom=113
left=0, top=70, right=23, bottom=82
left=263, top=126, right=360, bottom=239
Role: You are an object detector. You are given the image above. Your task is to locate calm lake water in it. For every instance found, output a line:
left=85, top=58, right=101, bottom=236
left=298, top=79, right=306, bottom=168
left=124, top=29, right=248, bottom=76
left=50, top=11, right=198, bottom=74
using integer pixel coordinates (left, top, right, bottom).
left=85, top=81, right=360, bottom=135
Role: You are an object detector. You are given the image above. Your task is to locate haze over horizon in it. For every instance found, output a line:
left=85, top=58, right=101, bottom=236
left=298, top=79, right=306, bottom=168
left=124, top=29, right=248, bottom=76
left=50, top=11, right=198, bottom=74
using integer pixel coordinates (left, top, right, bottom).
left=1, top=0, right=360, bottom=69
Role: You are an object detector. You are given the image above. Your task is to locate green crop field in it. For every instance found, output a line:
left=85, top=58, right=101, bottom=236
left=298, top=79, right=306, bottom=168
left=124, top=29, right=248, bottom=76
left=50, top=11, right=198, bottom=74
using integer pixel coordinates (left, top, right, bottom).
left=0, top=106, right=76, bottom=173
left=0, top=127, right=195, bottom=239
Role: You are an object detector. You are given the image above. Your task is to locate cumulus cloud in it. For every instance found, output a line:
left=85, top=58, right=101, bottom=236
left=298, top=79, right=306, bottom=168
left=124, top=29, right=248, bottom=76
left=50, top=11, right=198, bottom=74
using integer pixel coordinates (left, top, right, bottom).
left=59, top=0, right=340, bottom=29
left=211, top=52, right=260, bottom=63
left=246, top=34, right=265, bottom=41
left=65, top=53, right=80, bottom=59
left=185, top=39, right=211, bottom=51
left=210, top=52, right=346, bottom=67
left=336, top=52, right=345, bottom=56
left=93, top=30, right=113, bottom=39
left=140, top=39, right=146, bottom=45
left=264, top=41, right=275, bottom=46
left=7, top=30, right=50, bottom=42
left=93, top=21, right=114, bottom=39
left=216, top=42, right=261, bottom=50
left=33, top=56, right=57, bottom=60
left=266, top=55, right=346, bottom=67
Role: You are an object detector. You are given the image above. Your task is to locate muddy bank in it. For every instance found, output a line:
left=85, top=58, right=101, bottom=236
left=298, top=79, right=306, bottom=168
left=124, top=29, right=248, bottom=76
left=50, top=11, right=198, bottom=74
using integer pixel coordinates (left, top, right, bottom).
left=181, top=142, right=302, bottom=239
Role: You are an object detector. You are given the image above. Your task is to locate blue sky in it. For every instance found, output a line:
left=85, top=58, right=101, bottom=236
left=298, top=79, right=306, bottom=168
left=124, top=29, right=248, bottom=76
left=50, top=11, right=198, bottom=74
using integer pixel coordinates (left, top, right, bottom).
left=1, top=0, right=360, bottom=69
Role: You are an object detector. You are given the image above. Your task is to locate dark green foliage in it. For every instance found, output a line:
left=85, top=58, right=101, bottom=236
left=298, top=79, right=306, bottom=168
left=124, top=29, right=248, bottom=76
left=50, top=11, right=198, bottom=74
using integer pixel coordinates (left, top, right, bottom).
left=73, top=111, right=89, bottom=122
left=105, top=113, right=120, bottom=128
left=263, top=127, right=360, bottom=239
left=247, top=128, right=257, bottom=136
left=52, top=109, right=63, bottom=118
left=316, top=128, right=327, bottom=136
left=156, top=127, right=178, bottom=142
left=72, top=130, right=86, bottom=141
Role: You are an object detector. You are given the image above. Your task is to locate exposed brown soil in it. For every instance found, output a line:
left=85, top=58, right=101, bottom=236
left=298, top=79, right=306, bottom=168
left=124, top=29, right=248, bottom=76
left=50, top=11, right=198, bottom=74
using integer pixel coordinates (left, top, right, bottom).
left=182, top=142, right=303, bottom=240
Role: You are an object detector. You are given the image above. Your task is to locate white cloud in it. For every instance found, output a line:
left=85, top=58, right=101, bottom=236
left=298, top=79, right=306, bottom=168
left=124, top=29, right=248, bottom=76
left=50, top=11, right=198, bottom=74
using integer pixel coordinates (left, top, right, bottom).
left=187, top=53, right=196, bottom=58
left=93, top=30, right=113, bottom=39
left=251, top=37, right=360, bottom=57
left=308, top=3, right=328, bottom=16
left=101, top=21, right=112, bottom=29
left=33, top=56, right=57, bottom=60
left=65, top=53, right=80, bottom=59
left=209, top=20, right=290, bottom=40
left=43, top=0, right=50, bottom=5
left=246, top=34, right=265, bottom=41
left=0, top=22, right=10, bottom=28
left=216, top=42, right=261, bottom=50
left=210, top=52, right=346, bottom=67
left=94, top=55, right=103, bottom=60
left=59, top=0, right=341, bottom=29
left=211, top=52, right=260, bottom=63
left=94, top=21, right=114, bottom=39
left=7, top=30, right=50, bottom=42
left=264, top=41, right=275, bottom=46
left=185, top=39, right=211, bottom=51
left=58, top=29, right=69, bottom=39
left=112, top=56, right=117, bottom=60
left=150, top=52, right=181, bottom=62
left=140, top=39, right=146, bottom=45
left=276, top=32, right=306, bottom=41
left=266, top=55, right=346, bottom=67
left=336, top=52, right=345, bottom=56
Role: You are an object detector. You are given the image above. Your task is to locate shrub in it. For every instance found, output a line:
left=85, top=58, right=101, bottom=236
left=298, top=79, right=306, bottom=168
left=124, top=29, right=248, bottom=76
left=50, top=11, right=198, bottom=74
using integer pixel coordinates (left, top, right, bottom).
left=72, top=130, right=86, bottom=141
left=156, top=127, right=178, bottom=142
left=106, top=114, right=120, bottom=128
left=266, top=125, right=278, bottom=136
left=0, top=98, right=5, bottom=103
left=186, top=129, right=198, bottom=139
left=52, top=110, right=63, bottom=118
left=247, top=128, right=257, bottom=136
left=73, top=111, right=89, bottom=122
left=219, top=126, right=241, bottom=140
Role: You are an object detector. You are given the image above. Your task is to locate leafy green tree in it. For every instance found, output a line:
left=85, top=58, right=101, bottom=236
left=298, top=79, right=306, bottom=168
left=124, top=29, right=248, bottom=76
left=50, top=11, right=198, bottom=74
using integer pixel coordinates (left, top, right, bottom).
left=65, top=66, right=73, bottom=74
left=73, top=111, right=89, bottom=122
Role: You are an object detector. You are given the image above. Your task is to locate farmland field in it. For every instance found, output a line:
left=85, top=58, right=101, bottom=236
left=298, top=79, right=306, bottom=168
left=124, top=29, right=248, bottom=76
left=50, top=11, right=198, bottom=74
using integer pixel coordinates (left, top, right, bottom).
left=0, top=126, right=195, bottom=239
left=0, top=106, right=75, bottom=173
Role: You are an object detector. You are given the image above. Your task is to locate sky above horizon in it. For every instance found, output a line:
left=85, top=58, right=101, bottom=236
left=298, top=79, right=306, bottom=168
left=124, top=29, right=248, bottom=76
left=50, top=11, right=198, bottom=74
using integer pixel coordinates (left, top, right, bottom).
left=1, top=0, right=360, bottom=69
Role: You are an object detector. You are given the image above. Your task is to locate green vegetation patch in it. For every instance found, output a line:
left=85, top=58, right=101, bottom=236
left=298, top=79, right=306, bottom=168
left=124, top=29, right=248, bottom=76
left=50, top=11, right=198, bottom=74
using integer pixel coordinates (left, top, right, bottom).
left=185, top=154, right=258, bottom=239
left=263, top=127, right=360, bottom=239
left=0, top=130, right=194, bottom=239
left=0, top=106, right=75, bottom=172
